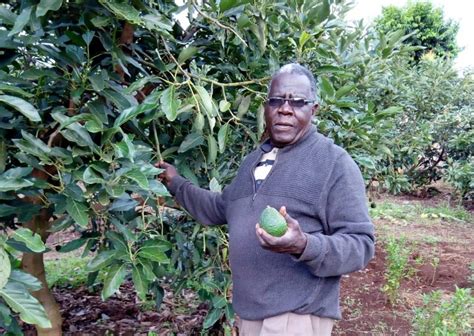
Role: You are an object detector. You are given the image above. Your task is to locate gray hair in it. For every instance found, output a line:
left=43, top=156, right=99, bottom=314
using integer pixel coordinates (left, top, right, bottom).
left=268, top=63, right=318, bottom=99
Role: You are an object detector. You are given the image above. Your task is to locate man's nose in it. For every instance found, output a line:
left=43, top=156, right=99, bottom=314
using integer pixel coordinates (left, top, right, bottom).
left=278, top=99, right=294, bottom=114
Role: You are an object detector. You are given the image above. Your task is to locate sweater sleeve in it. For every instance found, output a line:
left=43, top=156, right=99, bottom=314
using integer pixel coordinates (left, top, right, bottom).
left=295, top=152, right=375, bottom=277
left=168, top=175, right=227, bottom=226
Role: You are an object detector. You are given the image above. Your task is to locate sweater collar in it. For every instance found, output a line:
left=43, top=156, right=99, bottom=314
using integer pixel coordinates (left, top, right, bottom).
left=259, top=126, right=318, bottom=153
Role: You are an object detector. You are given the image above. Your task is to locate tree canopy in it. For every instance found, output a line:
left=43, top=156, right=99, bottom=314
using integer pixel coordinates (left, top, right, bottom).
left=0, top=0, right=472, bottom=334
left=374, top=1, right=459, bottom=61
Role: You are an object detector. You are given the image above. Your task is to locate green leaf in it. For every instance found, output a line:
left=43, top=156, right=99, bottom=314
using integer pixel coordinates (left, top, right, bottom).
left=0, top=179, right=34, bottom=192
left=109, top=197, right=138, bottom=212
left=65, top=198, right=89, bottom=228
left=203, top=308, right=223, bottom=329
left=138, top=243, right=169, bottom=264
left=1, top=167, right=33, bottom=179
left=37, top=0, right=63, bottom=17
left=219, top=0, right=239, bottom=12
left=102, top=1, right=141, bottom=25
left=217, top=123, right=229, bottom=153
left=106, top=232, right=129, bottom=254
left=132, top=264, right=148, bottom=301
left=0, top=247, right=10, bottom=289
left=105, top=184, right=125, bottom=197
left=0, top=204, right=17, bottom=217
left=212, top=296, right=227, bottom=309
left=178, top=46, right=198, bottom=64
left=0, top=6, right=17, bottom=26
left=12, top=228, right=46, bottom=253
left=87, top=250, right=117, bottom=272
left=101, top=263, right=127, bottom=300
left=8, top=270, right=42, bottom=291
left=178, top=133, right=204, bottom=153
left=0, top=282, right=51, bottom=328
left=8, top=6, right=32, bottom=37
left=142, top=239, right=171, bottom=252
left=101, top=89, right=133, bottom=110
left=113, top=103, right=154, bottom=128
left=354, top=155, right=376, bottom=170
left=299, top=31, right=312, bottom=49
left=309, top=0, right=330, bottom=26
left=161, top=86, right=179, bottom=122
left=237, top=95, right=251, bottom=118
left=0, top=95, right=41, bottom=122
left=207, top=135, right=217, bottom=164
left=0, top=84, right=33, bottom=98
left=82, top=31, right=94, bottom=46
left=209, top=177, right=222, bottom=193
left=58, top=238, right=87, bottom=253
left=149, top=180, right=170, bottom=197
left=85, top=119, right=103, bottom=133
left=194, top=86, right=215, bottom=117
left=110, top=218, right=136, bottom=242
left=52, top=113, right=96, bottom=150
left=320, top=76, right=335, bottom=99
left=335, top=84, right=356, bottom=99
left=18, top=130, right=51, bottom=158
left=124, top=169, right=149, bottom=189
left=83, top=167, right=104, bottom=184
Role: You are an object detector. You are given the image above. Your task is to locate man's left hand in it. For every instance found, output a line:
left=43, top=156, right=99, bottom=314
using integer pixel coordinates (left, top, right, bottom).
left=256, top=206, right=308, bottom=255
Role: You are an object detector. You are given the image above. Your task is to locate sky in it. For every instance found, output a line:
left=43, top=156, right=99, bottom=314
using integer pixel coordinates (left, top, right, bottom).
left=346, top=0, right=474, bottom=71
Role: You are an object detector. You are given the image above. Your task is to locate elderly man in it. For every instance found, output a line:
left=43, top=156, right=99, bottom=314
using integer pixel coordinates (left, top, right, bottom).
left=157, top=63, right=375, bottom=335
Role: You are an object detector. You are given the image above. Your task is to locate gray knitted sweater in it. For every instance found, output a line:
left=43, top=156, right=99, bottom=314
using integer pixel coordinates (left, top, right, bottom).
left=168, top=127, right=375, bottom=320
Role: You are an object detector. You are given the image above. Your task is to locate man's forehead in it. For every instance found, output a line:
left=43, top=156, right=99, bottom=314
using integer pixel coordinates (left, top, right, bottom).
left=269, top=73, right=312, bottom=95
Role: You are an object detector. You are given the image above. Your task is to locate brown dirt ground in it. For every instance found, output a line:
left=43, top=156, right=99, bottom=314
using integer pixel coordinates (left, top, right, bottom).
left=17, top=192, right=474, bottom=335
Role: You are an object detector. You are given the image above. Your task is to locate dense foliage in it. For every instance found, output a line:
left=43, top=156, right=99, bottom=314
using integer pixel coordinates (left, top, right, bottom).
left=374, top=1, right=459, bottom=61
left=0, top=0, right=472, bottom=333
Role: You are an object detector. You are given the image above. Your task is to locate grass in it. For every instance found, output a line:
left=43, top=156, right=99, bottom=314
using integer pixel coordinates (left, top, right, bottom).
left=370, top=201, right=472, bottom=224
left=45, top=256, right=92, bottom=288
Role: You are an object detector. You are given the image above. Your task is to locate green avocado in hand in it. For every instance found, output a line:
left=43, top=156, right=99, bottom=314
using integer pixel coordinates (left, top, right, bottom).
left=260, top=206, right=288, bottom=237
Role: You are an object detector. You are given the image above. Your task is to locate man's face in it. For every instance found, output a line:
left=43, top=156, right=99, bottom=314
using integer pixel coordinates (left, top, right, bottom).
left=264, top=73, right=318, bottom=147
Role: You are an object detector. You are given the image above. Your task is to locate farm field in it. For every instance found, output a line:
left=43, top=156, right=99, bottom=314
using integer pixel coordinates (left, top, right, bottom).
left=19, top=193, right=473, bottom=335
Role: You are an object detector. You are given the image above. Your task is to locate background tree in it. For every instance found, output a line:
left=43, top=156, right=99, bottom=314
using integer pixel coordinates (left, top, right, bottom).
left=0, top=0, right=471, bottom=334
left=374, top=1, right=459, bottom=61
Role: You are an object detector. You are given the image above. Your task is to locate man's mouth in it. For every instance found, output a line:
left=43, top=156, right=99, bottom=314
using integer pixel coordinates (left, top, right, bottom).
left=273, top=122, right=293, bottom=130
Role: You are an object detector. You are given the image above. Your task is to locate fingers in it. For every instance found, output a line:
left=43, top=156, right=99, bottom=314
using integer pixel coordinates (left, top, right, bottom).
left=255, top=223, right=277, bottom=247
left=155, top=160, right=170, bottom=169
left=279, top=205, right=299, bottom=229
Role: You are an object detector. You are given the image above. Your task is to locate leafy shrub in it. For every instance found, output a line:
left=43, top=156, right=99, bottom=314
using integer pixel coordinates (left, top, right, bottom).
left=382, top=236, right=413, bottom=305
left=412, top=287, right=473, bottom=335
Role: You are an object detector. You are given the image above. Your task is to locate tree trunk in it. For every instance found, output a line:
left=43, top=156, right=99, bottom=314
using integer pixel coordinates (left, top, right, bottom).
left=21, top=170, right=62, bottom=335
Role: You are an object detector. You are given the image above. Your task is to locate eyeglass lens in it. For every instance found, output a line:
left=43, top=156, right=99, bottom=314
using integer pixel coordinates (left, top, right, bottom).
left=268, top=98, right=307, bottom=108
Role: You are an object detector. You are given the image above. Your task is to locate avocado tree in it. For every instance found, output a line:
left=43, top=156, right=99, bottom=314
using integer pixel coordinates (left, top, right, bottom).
left=0, top=0, right=415, bottom=333
left=374, top=1, right=459, bottom=61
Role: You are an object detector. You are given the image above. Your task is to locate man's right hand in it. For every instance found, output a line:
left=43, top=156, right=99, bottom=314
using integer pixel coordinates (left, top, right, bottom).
left=155, top=161, right=179, bottom=186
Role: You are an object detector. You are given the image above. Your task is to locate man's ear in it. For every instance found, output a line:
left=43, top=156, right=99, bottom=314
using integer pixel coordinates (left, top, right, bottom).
left=311, top=103, right=319, bottom=115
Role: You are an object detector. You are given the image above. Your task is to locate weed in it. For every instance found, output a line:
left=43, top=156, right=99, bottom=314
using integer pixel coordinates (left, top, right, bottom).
left=412, top=287, right=474, bottom=335
left=382, top=236, right=413, bottom=305
left=430, top=255, right=440, bottom=286
left=370, top=201, right=472, bottom=224
left=370, top=202, right=417, bottom=221
left=418, top=203, right=472, bottom=223
left=45, top=256, right=93, bottom=288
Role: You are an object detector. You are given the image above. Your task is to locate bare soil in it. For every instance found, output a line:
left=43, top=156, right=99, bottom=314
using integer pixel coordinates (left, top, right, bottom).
left=20, top=192, right=473, bottom=335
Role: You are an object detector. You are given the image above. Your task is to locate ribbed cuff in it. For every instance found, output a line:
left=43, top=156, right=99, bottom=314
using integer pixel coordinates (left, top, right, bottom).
left=167, top=175, right=187, bottom=195
left=293, top=233, right=328, bottom=267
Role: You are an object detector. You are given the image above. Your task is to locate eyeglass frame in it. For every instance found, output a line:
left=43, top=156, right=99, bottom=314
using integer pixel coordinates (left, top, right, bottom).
left=266, top=96, right=317, bottom=108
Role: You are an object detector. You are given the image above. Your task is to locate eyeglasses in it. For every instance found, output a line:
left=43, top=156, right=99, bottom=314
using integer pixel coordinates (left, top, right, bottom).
left=266, top=97, right=316, bottom=108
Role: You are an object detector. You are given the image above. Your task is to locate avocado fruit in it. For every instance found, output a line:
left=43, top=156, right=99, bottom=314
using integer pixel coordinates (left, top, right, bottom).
left=260, top=206, right=288, bottom=237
